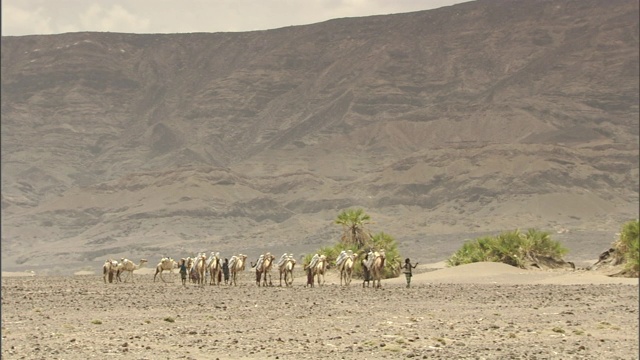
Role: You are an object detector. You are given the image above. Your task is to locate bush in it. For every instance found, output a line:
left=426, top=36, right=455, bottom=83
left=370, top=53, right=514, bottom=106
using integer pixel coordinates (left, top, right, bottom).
left=615, top=220, right=639, bottom=276
left=446, top=229, right=568, bottom=268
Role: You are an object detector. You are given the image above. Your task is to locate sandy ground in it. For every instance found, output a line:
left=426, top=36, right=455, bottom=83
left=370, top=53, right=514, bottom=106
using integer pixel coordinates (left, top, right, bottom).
left=2, top=262, right=638, bottom=360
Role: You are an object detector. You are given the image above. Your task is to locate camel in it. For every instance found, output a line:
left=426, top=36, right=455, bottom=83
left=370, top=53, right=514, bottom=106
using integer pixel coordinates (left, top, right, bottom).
left=114, top=258, right=125, bottom=282
left=228, top=254, right=247, bottom=286
left=154, top=257, right=178, bottom=282
left=304, top=254, right=327, bottom=287
left=207, top=252, right=222, bottom=286
left=369, top=250, right=386, bottom=289
left=336, top=250, right=358, bottom=286
left=117, top=259, right=148, bottom=283
left=185, top=257, right=194, bottom=281
left=190, top=253, right=207, bottom=285
left=103, top=259, right=119, bottom=284
left=255, top=252, right=275, bottom=287
left=277, top=253, right=296, bottom=287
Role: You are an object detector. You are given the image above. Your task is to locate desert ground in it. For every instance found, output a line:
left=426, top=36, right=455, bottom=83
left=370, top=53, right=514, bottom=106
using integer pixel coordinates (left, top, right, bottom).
left=2, top=260, right=638, bottom=360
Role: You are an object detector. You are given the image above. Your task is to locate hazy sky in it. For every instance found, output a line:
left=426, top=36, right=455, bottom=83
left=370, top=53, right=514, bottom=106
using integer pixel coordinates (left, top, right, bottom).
left=2, top=0, right=471, bottom=36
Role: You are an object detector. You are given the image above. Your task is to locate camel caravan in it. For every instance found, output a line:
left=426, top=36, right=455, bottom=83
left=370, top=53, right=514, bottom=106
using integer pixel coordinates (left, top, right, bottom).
left=102, top=248, right=389, bottom=289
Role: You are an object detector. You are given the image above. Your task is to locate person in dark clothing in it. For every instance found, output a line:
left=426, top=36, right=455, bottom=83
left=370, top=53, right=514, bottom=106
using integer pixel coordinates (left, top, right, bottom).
left=222, top=258, right=230, bottom=285
left=362, top=253, right=371, bottom=288
left=179, top=258, right=188, bottom=286
left=403, top=258, right=418, bottom=288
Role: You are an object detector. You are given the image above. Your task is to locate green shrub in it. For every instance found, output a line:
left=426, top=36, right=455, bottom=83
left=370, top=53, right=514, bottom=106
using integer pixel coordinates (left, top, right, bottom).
left=446, top=229, right=568, bottom=268
left=615, top=220, right=639, bottom=276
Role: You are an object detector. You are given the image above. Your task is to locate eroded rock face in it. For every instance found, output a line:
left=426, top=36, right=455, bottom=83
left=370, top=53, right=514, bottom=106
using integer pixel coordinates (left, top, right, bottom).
left=1, top=0, right=638, bottom=273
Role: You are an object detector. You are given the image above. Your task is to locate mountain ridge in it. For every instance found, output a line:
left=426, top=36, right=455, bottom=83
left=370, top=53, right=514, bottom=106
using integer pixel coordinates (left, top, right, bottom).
left=1, top=0, right=638, bottom=274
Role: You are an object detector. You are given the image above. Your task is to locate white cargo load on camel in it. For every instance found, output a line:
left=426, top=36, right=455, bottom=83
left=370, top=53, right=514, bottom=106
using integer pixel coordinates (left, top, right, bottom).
left=308, top=254, right=320, bottom=270
left=276, top=253, right=288, bottom=267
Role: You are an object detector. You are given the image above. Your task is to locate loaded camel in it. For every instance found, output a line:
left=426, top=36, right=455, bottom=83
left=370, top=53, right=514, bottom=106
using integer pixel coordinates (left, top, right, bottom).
left=369, top=250, right=386, bottom=289
left=190, top=253, right=207, bottom=285
left=103, top=259, right=119, bottom=284
left=277, top=253, right=296, bottom=287
left=255, top=252, right=275, bottom=287
left=228, top=254, right=247, bottom=286
left=184, top=257, right=194, bottom=283
left=336, top=250, right=358, bottom=286
left=154, top=257, right=178, bottom=282
left=207, top=252, right=222, bottom=286
left=304, top=254, right=327, bottom=288
left=117, top=259, right=148, bottom=283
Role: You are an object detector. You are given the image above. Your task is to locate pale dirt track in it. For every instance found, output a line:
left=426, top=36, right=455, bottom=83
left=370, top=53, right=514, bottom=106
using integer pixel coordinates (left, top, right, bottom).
left=2, top=264, right=638, bottom=360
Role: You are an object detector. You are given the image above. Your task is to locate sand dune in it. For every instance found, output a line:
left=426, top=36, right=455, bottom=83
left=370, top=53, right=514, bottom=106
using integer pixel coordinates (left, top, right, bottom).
left=397, top=262, right=638, bottom=285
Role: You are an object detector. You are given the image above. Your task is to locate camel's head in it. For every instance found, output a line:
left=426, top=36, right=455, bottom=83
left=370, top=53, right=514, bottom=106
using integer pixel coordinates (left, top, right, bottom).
left=141, top=259, right=148, bottom=264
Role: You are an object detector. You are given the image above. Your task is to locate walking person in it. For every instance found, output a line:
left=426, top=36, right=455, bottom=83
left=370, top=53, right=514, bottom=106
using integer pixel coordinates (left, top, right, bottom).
left=403, top=258, right=418, bottom=288
left=362, top=254, right=371, bottom=288
left=222, top=258, right=230, bottom=285
left=179, top=258, right=188, bottom=286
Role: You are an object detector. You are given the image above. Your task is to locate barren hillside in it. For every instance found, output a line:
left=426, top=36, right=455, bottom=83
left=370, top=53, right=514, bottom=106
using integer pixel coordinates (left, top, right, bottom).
left=1, top=0, right=638, bottom=274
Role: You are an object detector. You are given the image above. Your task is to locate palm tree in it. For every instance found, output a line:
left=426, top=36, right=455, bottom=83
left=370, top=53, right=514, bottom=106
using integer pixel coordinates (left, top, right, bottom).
left=335, top=208, right=372, bottom=248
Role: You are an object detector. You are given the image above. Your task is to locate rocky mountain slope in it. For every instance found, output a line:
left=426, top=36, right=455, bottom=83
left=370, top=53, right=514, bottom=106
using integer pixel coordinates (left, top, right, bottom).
left=1, top=0, right=638, bottom=274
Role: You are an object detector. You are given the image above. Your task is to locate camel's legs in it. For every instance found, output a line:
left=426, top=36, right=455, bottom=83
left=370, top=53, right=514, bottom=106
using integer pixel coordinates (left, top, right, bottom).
left=264, top=271, right=272, bottom=287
